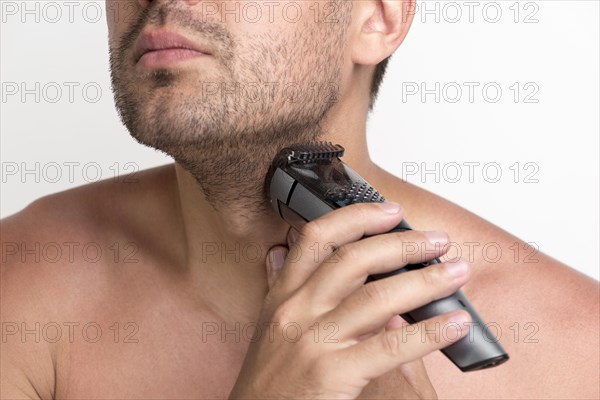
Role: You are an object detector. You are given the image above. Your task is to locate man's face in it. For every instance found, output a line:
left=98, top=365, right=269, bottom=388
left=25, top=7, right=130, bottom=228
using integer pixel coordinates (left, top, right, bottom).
left=107, top=0, right=351, bottom=159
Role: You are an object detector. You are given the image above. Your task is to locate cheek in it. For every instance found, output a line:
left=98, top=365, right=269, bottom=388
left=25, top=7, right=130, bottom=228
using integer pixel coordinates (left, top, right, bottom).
left=105, top=0, right=141, bottom=43
left=219, top=1, right=319, bottom=37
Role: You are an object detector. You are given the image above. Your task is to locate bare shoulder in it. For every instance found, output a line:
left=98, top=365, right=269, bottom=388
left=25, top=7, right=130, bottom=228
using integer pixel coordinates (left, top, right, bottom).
left=0, top=164, right=178, bottom=399
left=1, top=163, right=178, bottom=279
left=375, top=169, right=599, bottom=399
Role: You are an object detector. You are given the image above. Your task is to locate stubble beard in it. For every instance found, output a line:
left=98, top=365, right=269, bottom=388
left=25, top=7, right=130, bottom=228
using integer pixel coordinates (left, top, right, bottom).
left=109, top=2, right=350, bottom=215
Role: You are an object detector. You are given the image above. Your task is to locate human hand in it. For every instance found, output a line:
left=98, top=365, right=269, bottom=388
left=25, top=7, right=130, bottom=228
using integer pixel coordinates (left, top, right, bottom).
left=229, top=202, right=472, bottom=399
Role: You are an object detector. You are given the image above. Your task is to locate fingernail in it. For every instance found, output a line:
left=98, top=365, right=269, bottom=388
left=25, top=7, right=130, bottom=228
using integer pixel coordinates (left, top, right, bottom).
left=448, top=310, right=471, bottom=326
left=268, top=248, right=286, bottom=271
left=379, top=201, right=401, bottom=214
left=445, top=260, right=469, bottom=278
left=424, top=231, right=449, bottom=246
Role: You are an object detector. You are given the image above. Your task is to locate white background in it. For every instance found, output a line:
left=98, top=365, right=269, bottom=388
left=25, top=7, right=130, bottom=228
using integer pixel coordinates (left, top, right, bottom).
left=1, top=1, right=598, bottom=280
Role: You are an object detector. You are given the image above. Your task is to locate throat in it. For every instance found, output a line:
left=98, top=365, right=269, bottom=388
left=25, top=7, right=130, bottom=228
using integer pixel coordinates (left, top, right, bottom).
left=171, top=161, right=290, bottom=328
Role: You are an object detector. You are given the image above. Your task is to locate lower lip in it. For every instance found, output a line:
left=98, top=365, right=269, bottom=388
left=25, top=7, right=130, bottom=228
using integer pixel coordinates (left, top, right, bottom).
left=137, top=48, right=207, bottom=68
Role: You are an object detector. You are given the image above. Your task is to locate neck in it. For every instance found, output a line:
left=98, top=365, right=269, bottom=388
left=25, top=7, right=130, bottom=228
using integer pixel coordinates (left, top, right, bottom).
left=171, top=99, right=381, bottom=328
left=174, top=139, right=377, bottom=322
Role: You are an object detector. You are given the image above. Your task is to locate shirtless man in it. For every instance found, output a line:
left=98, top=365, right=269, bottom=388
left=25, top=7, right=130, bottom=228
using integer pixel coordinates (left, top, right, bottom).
left=1, top=0, right=598, bottom=398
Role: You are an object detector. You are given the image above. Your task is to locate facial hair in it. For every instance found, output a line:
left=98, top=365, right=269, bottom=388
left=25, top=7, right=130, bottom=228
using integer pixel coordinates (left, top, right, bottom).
left=109, top=1, right=351, bottom=215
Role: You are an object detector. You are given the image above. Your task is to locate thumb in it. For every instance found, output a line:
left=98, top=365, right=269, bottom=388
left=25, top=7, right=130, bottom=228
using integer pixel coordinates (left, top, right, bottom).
left=266, top=246, right=288, bottom=290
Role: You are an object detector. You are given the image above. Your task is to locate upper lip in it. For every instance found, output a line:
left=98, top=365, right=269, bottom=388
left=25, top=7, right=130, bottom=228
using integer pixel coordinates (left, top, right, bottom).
left=134, top=29, right=210, bottom=62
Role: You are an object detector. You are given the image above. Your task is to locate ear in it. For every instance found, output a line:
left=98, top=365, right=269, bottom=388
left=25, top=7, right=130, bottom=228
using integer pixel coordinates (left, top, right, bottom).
left=350, top=0, right=416, bottom=66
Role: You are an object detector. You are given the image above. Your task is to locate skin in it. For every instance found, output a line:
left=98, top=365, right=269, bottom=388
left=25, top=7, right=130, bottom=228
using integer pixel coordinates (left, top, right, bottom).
left=1, top=0, right=599, bottom=398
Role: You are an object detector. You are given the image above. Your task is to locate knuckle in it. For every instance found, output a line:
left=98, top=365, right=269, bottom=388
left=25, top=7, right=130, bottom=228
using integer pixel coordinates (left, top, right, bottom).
left=382, top=330, right=403, bottom=357
left=299, top=220, right=324, bottom=243
left=421, top=321, right=440, bottom=344
left=361, top=282, right=390, bottom=306
left=392, top=232, right=419, bottom=264
left=262, top=290, right=279, bottom=311
left=347, top=203, right=374, bottom=223
left=419, top=265, right=443, bottom=288
left=270, top=299, right=297, bottom=325
left=380, top=233, right=403, bottom=252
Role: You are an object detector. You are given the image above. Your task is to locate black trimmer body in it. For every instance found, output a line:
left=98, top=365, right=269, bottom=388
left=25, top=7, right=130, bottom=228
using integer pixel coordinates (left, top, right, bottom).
left=265, top=142, right=509, bottom=372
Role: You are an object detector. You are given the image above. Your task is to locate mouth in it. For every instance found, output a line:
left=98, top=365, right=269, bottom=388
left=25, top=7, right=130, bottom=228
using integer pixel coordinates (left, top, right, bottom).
left=134, top=29, right=211, bottom=68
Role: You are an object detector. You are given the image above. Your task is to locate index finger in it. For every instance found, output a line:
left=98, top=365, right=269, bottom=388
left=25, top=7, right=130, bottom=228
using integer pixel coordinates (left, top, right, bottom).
left=273, top=202, right=405, bottom=298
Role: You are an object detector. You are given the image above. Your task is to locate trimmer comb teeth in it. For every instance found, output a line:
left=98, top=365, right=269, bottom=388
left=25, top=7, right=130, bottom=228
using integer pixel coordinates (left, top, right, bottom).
left=286, top=141, right=345, bottom=163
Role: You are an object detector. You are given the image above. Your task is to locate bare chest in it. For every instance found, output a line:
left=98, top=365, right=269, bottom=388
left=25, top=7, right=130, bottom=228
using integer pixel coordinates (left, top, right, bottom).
left=54, top=305, right=248, bottom=399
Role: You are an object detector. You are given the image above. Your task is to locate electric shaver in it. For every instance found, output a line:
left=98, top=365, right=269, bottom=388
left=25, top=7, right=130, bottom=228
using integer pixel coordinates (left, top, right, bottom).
left=265, top=141, right=509, bottom=372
